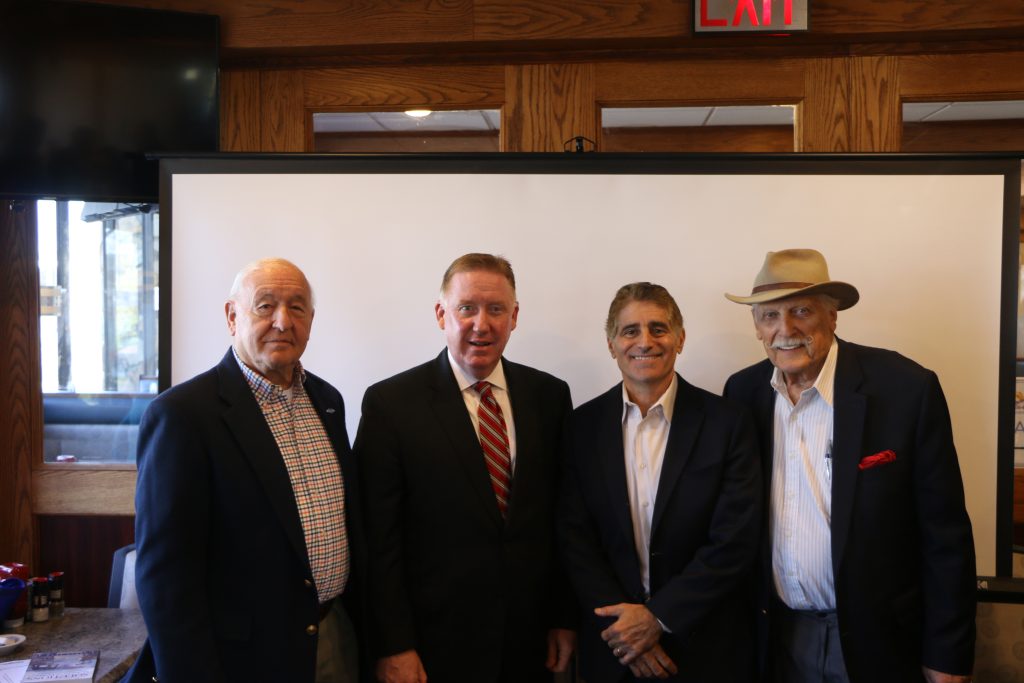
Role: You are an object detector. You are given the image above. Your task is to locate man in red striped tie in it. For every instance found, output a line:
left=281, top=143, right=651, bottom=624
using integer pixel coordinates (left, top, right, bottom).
left=356, top=253, right=577, bottom=683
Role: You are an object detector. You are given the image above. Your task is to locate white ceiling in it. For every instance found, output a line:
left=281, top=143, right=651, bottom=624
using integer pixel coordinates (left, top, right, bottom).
left=601, top=105, right=795, bottom=127
left=904, top=101, right=1024, bottom=122
left=314, top=105, right=1024, bottom=197
left=313, top=100, right=1024, bottom=133
left=313, top=110, right=499, bottom=133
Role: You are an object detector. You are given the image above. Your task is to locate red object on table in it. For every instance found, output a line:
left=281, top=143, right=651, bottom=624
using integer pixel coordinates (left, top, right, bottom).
left=0, top=562, right=30, bottom=626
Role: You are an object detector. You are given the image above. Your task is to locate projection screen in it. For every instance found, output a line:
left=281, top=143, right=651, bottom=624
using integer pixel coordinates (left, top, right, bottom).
left=160, top=153, right=1021, bottom=576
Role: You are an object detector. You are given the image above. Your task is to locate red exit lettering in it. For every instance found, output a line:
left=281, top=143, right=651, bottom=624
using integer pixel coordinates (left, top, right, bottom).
left=700, top=0, right=794, bottom=28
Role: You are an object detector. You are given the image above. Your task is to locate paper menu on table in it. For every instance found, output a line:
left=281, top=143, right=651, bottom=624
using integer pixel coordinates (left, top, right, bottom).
left=0, top=659, right=29, bottom=683
left=20, top=650, right=98, bottom=681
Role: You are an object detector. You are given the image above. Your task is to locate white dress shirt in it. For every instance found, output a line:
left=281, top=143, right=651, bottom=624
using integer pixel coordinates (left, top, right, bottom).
left=621, top=375, right=678, bottom=596
left=448, top=352, right=517, bottom=471
left=770, top=339, right=838, bottom=611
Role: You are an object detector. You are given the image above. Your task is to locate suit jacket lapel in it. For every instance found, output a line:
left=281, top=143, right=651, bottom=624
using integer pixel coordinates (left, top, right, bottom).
left=598, top=384, right=637, bottom=550
left=305, top=379, right=346, bottom=458
left=651, top=376, right=703, bottom=537
left=830, top=339, right=866, bottom=575
left=216, top=351, right=310, bottom=570
left=751, top=364, right=776, bottom=502
left=429, top=351, right=504, bottom=527
left=504, top=361, right=537, bottom=527
left=304, top=375, right=356, bottom=504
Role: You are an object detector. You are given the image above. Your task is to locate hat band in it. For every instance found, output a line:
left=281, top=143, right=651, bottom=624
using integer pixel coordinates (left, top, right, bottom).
left=752, top=281, right=813, bottom=294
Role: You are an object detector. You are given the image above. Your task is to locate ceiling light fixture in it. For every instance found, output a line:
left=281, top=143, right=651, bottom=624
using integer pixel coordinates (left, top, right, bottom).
left=404, top=109, right=432, bottom=118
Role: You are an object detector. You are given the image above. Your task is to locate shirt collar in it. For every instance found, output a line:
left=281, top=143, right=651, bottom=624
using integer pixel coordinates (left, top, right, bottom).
left=769, top=338, right=838, bottom=407
left=621, top=374, right=678, bottom=423
left=233, top=347, right=307, bottom=406
left=447, top=350, right=508, bottom=395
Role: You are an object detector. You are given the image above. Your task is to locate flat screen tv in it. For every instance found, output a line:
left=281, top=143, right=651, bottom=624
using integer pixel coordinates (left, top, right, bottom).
left=0, top=1, right=219, bottom=201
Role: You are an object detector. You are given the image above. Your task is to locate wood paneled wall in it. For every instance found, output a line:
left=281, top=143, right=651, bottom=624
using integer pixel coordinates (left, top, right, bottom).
left=506, top=64, right=596, bottom=152
left=4, top=0, right=1024, bottom=602
left=36, top=515, right=135, bottom=608
left=0, top=201, right=40, bottom=567
left=315, top=131, right=500, bottom=154
left=77, top=0, right=1024, bottom=55
left=603, top=126, right=795, bottom=153
left=799, top=56, right=901, bottom=152
left=219, top=51, right=1024, bottom=156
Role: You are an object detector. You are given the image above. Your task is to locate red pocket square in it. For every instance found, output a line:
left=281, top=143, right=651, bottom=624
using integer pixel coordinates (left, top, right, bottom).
left=858, top=450, right=896, bottom=470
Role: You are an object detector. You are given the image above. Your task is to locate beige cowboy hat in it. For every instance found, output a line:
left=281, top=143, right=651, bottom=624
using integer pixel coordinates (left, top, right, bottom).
left=725, top=248, right=859, bottom=309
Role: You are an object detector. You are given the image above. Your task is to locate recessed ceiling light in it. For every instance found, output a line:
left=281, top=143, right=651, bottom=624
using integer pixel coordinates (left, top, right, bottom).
left=405, top=109, right=432, bottom=118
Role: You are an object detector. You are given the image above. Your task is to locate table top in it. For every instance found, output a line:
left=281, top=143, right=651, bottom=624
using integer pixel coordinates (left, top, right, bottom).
left=0, top=607, right=146, bottom=683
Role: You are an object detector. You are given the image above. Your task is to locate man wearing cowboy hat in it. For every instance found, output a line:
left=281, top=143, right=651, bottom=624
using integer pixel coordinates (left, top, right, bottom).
left=723, top=249, right=975, bottom=683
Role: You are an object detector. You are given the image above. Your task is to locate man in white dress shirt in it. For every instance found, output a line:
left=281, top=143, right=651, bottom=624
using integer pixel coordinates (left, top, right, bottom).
left=560, top=282, right=761, bottom=682
left=723, top=249, right=975, bottom=683
left=356, top=253, right=576, bottom=683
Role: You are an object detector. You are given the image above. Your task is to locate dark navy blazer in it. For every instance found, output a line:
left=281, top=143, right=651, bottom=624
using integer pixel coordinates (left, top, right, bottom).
left=724, top=339, right=976, bottom=683
left=559, top=375, right=762, bottom=683
left=125, top=349, right=364, bottom=683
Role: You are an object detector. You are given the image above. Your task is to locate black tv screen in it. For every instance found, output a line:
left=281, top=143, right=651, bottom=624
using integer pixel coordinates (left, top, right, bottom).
left=0, top=1, right=218, bottom=201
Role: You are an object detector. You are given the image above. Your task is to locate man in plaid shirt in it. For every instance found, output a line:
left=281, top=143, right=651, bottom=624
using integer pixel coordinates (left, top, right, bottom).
left=128, top=258, right=364, bottom=683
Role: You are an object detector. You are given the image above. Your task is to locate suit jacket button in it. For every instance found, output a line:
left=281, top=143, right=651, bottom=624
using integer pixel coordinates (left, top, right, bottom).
left=306, top=624, right=318, bottom=636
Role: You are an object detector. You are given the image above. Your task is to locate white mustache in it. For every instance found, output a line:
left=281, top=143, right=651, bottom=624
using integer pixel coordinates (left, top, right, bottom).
left=770, top=336, right=812, bottom=350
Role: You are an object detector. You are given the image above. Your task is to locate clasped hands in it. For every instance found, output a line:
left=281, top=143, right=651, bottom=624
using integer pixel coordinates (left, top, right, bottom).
left=596, top=603, right=678, bottom=679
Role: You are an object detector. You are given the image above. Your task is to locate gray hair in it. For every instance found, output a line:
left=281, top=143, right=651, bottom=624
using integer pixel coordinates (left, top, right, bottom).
left=605, top=282, right=684, bottom=339
left=228, top=258, right=316, bottom=307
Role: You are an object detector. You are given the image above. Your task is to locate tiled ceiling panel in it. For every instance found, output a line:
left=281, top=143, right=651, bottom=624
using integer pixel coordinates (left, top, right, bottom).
left=313, top=110, right=499, bottom=133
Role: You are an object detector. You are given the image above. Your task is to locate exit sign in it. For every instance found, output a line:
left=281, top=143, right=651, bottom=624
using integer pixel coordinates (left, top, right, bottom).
left=695, top=0, right=808, bottom=33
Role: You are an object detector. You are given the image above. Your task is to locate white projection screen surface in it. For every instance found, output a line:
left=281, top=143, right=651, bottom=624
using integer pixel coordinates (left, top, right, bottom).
left=162, top=154, right=1020, bottom=576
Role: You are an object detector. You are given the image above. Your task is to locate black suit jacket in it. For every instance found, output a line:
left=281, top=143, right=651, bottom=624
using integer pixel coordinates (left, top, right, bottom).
left=125, top=349, right=365, bottom=683
left=354, top=351, right=574, bottom=683
left=723, top=339, right=976, bottom=683
left=558, top=376, right=761, bottom=683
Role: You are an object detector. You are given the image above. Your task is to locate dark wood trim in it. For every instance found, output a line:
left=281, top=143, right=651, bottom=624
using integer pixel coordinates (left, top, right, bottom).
left=903, top=120, right=1024, bottom=152
left=602, top=125, right=794, bottom=152
left=505, top=63, right=596, bottom=152
left=221, top=70, right=261, bottom=152
left=900, top=51, right=1024, bottom=99
left=314, top=130, right=499, bottom=153
left=302, top=66, right=505, bottom=108
left=261, top=70, right=305, bottom=152
left=218, top=34, right=1024, bottom=71
left=0, top=200, right=41, bottom=565
left=595, top=59, right=806, bottom=104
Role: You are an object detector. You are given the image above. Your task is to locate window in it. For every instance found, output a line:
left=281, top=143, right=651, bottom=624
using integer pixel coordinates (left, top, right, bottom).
left=601, top=105, right=795, bottom=152
left=903, top=100, right=1024, bottom=152
left=37, top=200, right=158, bottom=464
left=312, top=109, right=500, bottom=153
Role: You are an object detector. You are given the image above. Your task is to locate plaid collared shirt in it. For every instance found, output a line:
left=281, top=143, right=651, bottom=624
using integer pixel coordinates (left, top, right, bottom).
left=235, top=350, right=349, bottom=602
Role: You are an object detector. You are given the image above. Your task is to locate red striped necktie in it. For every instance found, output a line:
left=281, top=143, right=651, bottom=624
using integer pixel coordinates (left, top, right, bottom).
left=474, top=380, right=511, bottom=518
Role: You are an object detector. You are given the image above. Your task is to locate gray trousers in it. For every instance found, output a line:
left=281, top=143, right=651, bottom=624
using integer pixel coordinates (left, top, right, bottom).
left=772, top=604, right=851, bottom=683
left=316, top=600, right=359, bottom=683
